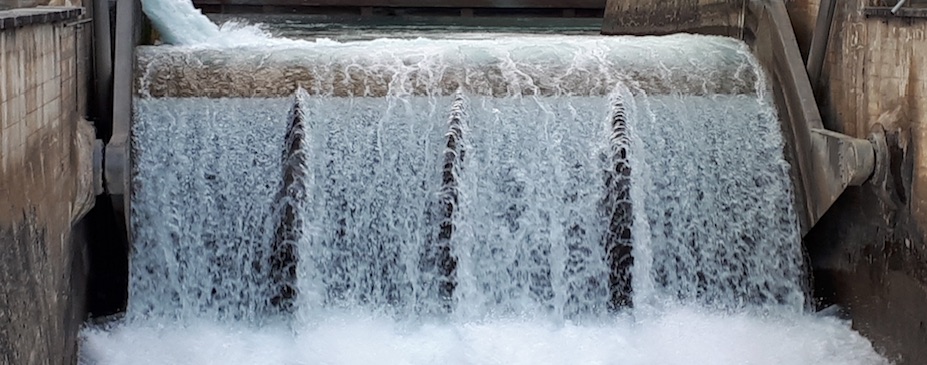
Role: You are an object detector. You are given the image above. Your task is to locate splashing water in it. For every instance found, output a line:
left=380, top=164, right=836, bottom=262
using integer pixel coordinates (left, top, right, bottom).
left=626, top=94, right=806, bottom=312
left=140, top=0, right=220, bottom=45
left=128, top=98, right=289, bottom=322
left=140, top=0, right=303, bottom=46
left=82, top=1, right=890, bottom=362
left=81, top=308, right=886, bottom=365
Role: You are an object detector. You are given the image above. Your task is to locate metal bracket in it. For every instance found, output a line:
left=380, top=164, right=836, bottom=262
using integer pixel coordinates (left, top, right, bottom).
left=807, top=129, right=876, bottom=225
left=866, top=124, right=904, bottom=210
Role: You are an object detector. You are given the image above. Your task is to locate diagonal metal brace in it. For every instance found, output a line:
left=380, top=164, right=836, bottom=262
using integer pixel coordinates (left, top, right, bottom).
left=807, top=129, right=877, bottom=224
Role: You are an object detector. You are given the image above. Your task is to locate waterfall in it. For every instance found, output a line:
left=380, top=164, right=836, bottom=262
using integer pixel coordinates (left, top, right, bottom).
left=126, top=35, right=802, bottom=320
left=129, top=98, right=288, bottom=322
left=140, top=0, right=297, bottom=46
left=140, top=0, right=221, bottom=45
left=81, top=15, right=888, bottom=364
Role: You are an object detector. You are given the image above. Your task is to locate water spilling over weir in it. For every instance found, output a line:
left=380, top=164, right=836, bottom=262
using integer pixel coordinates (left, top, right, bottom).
left=81, top=23, right=889, bottom=365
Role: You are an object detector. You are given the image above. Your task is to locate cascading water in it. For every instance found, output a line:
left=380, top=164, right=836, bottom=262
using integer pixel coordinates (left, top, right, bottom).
left=80, top=3, right=890, bottom=364
left=450, top=95, right=616, bottom=320
left=292, top=95, right=451, bottom=317
left=627, top=92, right=807, bottom=312
left=139, top=0, right=221, bottom=45
left=128, top=98, right=290, bottom=322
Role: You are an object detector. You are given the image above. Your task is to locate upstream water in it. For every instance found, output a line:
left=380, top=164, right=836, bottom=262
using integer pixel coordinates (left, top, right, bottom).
left=81, top=2, right=889, bottom=364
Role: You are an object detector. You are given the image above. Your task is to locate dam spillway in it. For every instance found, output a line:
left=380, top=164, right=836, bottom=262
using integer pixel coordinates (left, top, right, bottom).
left=80, top=27, right=888, bottom=365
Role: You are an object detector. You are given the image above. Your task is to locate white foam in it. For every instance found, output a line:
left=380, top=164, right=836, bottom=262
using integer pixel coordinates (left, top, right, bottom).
left=140, top=0, right=219, bottom=45
left=141, top=0, right=307, bottom=46
left=81, top=308, right=889, bottom=365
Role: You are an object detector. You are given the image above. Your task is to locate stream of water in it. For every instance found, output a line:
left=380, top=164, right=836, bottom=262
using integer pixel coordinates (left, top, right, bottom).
left=79, top=2, right=890, bottom=364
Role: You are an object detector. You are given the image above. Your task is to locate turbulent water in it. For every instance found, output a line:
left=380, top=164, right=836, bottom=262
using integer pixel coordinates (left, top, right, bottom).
left=627, top=93, right=806, bottom=311
left=80, top=3, right=890, bottom=363
left=140, top=0, right=300, bottom=46
left=140, top=0, right=221, bottom=45
left=128, top=98, right=290, bottom=321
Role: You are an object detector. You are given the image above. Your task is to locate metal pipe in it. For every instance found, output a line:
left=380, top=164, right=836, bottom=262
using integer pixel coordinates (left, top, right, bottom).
left=92, top=0, right=113, bottom=133
left=806, top=0, right=836, bottom=97
left=892, top=0, right=908, bottom=15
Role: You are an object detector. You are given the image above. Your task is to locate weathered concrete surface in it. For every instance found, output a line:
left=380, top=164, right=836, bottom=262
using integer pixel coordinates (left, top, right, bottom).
left=0, top=7, right=82, bottom=29
left=819, top=0, right=927, bottom=226
left=0, top=0, right=43, bottom=10
left=603, top=0, right=824, bottom=54
left=134, top=45, right=759, bottom=98
left=0, top=0, right=79, bottom=11
left=602, top=0, right=742, bottom=36
left=785, top=0, right=821, bottom=59
left=800, top=0, right=927, bottom=363
left=0, top=6, right=96, bottom=365
left=807, top=186, right=927, bottom=364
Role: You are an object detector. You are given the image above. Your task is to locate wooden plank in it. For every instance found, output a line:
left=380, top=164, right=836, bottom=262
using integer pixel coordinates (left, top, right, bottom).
left=193, top=0, right=606, bottom=9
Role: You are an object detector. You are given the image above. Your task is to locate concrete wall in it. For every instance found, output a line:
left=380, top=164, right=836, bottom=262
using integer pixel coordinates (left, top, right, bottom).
left=0, top=1, right=41, bottom=10
left=795, top=1, right=927, bottom=363
left=601, top=0, right=741, bottom=36
left=0, top=7, right=95, bottom=365
left=786, top=0, right=821, bottom=58
left=0, top=0, right=80, bottom=10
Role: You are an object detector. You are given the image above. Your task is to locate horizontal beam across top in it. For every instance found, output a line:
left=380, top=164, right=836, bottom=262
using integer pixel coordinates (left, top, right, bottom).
left=192, top=0, right=606, bottom=9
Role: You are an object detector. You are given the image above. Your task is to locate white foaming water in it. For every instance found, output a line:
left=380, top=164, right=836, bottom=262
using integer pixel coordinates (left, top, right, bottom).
left=129, top=98, right=289, bottom=321
left=627, top=94, right=805, bottom=311
left=141, top=0, right=302, bottom=46
left=82, top=309, right=886, bottom=365
left=288, top=93, right=617, bottom=320
left=291, top=96, right=449, bottom=317
left=450, top=96, right=614, bottom=320
left=82, top=19, right=889, bottom=365
left=140, top=0, right=216, bottom=45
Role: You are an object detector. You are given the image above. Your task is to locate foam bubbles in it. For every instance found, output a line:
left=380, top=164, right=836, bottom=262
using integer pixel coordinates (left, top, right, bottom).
left=81, top=309, right=889, bottom=365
